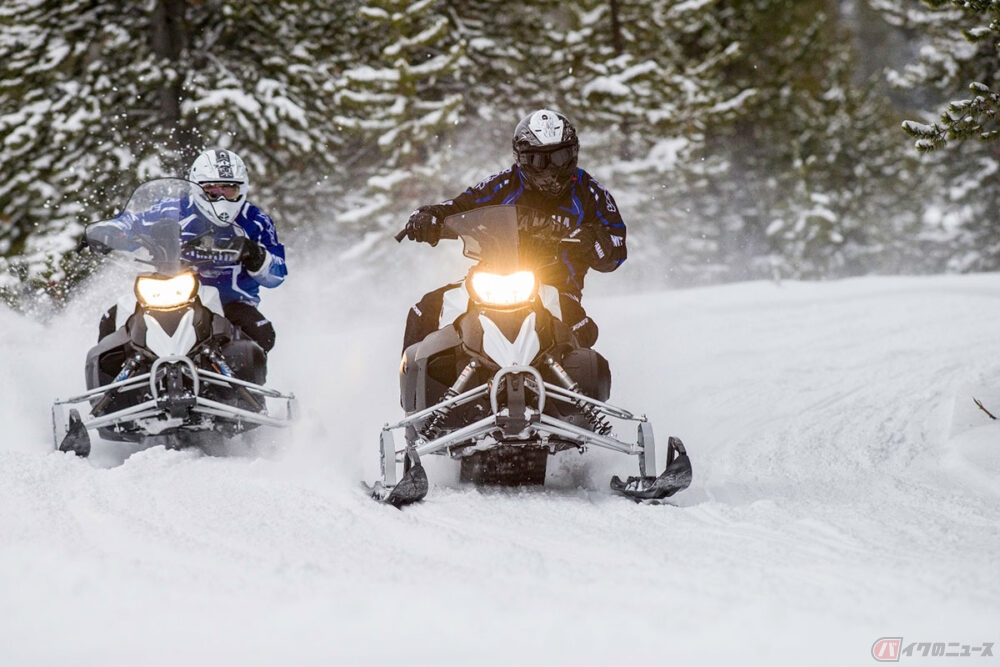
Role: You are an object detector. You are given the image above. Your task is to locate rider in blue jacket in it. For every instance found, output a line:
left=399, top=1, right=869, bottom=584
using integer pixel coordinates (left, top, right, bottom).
left=402, top=109, right=627, bottom=350
left=97, top=149, right=287, bottom=351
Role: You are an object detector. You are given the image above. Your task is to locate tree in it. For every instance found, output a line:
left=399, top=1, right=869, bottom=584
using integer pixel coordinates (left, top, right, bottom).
left=660, top=0, right=925, bottom=282
left=882, top=0, right=1000, bottom=271
left=329, top=0, right=465, bottom=228
left=0, top=0, right=354, bottom=305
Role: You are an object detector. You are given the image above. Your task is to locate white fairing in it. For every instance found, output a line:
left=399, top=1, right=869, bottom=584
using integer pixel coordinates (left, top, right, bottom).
left=480, top=312, right=540, bottom=367
left=538, top=285, right=562, bottom=320
left=440, top=283, right=470, bottom=329
left=114, top=294, right=137, bottom=329
left=144, top=310, right=198, bottom=358
left=198, top=285, right=225, bottom=317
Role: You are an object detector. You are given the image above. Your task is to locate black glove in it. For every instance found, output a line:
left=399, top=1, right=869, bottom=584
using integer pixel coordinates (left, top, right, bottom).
left=562, top=225, right=596, bottom=259
left=219, top=236, right=267, bottom=272
left=76, top=235, right=112, bottom=255
left=239, top=240, right=267, bottom=272
left=186, top=236, right=266, bottom=271
left=80, top=223, right=126, bottom=255
left=405, top=206, right=443, bottom=246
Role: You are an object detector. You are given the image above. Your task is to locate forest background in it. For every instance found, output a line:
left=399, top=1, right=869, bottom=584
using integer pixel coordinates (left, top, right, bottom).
left=1, top=0, right=998, bottom=310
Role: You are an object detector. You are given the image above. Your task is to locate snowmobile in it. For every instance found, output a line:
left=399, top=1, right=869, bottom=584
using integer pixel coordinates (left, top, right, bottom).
left=52, top=178, right=295, bottom=457
left=366, top=205, right=692, bottom=506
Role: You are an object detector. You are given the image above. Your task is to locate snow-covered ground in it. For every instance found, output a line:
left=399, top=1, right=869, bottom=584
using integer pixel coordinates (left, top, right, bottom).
left=1, top=250, right=998, bottom=666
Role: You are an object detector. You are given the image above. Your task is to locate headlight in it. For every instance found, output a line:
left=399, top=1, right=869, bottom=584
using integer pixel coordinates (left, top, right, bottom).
left=468, top=270, right=537, bottom=307
left=134, top=272, right=198, bottom=310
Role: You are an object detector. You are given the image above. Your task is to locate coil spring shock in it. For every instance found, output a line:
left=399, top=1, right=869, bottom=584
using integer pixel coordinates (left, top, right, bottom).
left=423, top=361, right=478, bottom=439
left=207, top=347, right=263, bottom=412
left=92, top=354, right=143, bottom=416
left=207, top=348, right=234, bottom=377
left=546, top=357, right=612, bottom=435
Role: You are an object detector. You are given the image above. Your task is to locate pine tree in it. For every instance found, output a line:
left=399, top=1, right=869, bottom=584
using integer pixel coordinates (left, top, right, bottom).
left=662, top=0, right=923, bottom=281
left=551, top=0, right=746, bottom=285
left=0, top=0, right=354, bottom=305
left=882, top=0, right=1000, bottom=271
left=330, top=0, right=465, bottom=228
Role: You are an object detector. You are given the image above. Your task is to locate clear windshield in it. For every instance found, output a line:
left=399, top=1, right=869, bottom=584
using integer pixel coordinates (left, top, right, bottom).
left=443, top=205, right=562, bottom=274
left=83, top=178, right=234, bottom=275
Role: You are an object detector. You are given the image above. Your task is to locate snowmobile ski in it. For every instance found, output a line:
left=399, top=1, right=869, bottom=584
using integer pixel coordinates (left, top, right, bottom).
left=366, top=446, right=428, bottom=508
left=57, top=408, right=92, bottom=457
left=610, top=436, right=692, bottom=502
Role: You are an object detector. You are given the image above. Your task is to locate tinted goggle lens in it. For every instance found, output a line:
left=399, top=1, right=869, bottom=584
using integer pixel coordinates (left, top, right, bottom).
left=202, top=183, right=241, bottom=202
left=518, top=146, right=576, bottom=170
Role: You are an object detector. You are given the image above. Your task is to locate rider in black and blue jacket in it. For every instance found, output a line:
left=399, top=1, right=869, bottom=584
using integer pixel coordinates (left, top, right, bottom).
left=402, top=109, right=627, bottom=349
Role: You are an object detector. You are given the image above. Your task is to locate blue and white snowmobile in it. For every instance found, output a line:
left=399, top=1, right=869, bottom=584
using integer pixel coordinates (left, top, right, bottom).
left=367, top=205, right=692, bottom=506
left=52, top=178, right=295, bottom=456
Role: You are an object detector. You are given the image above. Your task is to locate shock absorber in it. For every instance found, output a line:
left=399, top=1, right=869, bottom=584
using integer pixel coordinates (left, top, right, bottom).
left=113, top=353, right=143, bottom=383
left=546, top=357, right=612, bottom=435
left=92, top=353, right=143, bottom=416
left=207, top=348, right=234, bottom=377
left=423, top=361, right=478, bottom=439
left=207, top=347, right=263, bottom=412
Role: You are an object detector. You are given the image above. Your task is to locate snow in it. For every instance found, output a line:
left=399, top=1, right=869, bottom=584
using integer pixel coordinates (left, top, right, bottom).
left=1, top=256, right=999, bottom=665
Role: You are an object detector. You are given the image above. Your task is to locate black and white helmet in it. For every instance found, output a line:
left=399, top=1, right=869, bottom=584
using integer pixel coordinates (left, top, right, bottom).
left=188, top=148, right=249, bottom=224
left=512, top=109, right=579, bottom=197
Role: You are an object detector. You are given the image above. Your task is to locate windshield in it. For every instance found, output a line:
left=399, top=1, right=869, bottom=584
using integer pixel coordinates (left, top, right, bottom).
left=84, top=178, right=234, bottom=275
left=443, top=205, right=562, bottom=274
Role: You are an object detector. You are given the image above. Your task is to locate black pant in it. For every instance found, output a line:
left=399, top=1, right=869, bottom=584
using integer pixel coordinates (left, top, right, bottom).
left=98, top=302, right=275, bottom=352
left=402, top=285, right=599, bottom=351
left=223, top=302, right=276, bottom=352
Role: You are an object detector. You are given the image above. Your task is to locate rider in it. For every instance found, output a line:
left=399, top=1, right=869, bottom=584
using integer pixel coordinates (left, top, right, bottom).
left=401, top=108, right=627, bottom=350
left=96, top=148, right=287, bottom=352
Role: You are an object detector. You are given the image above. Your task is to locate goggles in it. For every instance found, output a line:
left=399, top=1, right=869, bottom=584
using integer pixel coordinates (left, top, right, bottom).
left=517, top=144, right=577, bottom=171
left=201, top=182, right=242, bottom=202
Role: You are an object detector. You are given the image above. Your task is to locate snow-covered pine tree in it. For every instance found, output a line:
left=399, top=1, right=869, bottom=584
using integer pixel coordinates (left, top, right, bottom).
left=548, top=0, right=742, bottom=286
left=330, top=0, right=465, bottom=235
left=882, top=0, right=1000, bottom=271
left=0, top=0, right=352, bottom=307
left=668, top=0, right=921, bottom=282
left=440, top=0, right=569, bottom=175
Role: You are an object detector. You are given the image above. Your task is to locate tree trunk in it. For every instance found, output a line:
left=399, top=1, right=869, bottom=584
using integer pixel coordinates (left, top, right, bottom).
left=150, top=0, right=195, bottom=163
left=608, top=0, right=633, bottom=160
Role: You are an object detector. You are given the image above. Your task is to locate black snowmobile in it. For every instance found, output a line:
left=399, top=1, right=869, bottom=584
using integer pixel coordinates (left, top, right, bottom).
left=367, top=205, right=692, bottom=506
left=52, top=178, right=295, bottom=457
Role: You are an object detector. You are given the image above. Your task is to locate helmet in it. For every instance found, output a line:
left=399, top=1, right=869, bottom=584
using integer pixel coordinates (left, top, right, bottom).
left=188, top=148, right=249, bottom=224
left=512, top=109, right=579, bottom=197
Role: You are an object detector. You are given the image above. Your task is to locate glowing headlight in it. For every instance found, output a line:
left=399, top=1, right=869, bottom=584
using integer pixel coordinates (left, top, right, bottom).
left=134, top=272, right=198, bottom=310
left=469, top=270, right=537, bottom=307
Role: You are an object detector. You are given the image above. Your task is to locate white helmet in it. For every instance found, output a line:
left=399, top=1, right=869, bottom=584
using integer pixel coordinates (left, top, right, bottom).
left=188, top=148, right=249, bottom=224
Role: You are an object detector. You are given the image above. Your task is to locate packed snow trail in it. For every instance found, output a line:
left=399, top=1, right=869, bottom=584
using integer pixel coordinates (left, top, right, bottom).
left=1, top=265, right=998, bottom=666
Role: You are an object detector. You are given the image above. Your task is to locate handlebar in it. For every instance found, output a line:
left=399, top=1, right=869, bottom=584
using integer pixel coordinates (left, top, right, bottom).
left=394, top=226, right=460, bottom=244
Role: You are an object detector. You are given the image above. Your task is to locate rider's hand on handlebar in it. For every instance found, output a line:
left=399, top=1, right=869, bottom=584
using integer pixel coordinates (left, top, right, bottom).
left=75, top=235, right=109, bottom=255
left=405, top=206, right=443, bottom=246
left=562, top=224, right=596, bottom=259
left=78, top=225, right=124, bottom=255
left=218, top=236, right=267, bottom=272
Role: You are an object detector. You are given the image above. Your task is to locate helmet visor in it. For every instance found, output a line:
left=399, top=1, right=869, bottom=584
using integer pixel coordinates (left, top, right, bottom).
left=201, top=182, right=242, bottom=202
left=517, top=144, right=577, bottom=171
